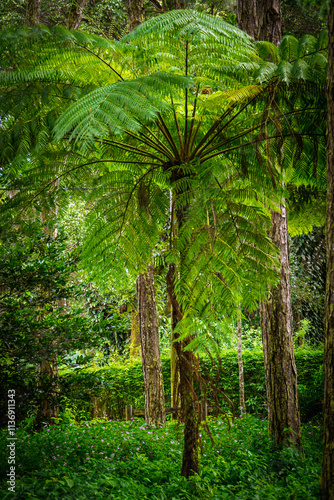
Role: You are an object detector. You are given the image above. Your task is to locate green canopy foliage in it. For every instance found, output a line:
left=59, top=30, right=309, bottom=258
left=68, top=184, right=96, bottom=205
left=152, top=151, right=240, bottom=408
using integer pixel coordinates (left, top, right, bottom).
left=0, top=11, right=328, bottom=340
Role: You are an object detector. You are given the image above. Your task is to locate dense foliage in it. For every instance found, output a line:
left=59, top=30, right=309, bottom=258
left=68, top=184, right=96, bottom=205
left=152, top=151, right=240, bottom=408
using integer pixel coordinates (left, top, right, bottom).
left=55, top=350, right=325, bottom=423
left=0, top=416, right=322, bottom=499
left=0, top=0, right=330, bottom=495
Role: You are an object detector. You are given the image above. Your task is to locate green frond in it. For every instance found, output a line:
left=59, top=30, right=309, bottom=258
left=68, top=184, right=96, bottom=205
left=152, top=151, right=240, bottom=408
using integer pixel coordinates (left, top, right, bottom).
left=254, top=41, right=280, bottom=64
left=279, top=35, right=299, bottom=61
left=253, top=62, right=277, bottom=84
left=54, top=73, right=192, bottom=148
left=291, top=59, right=311, bottom=80
left=288, top=200, right=325, bottom=237
left=201, top=85, right=263, bottom=111
left=297, top=34, right=318, bottom=58
left=275, top=60, right=293, bottom=83
left=120, top=9, right=260, bottom=86
left=315, top=30, right=328, bottom=51
left=122, top=10, right=253, bottom=46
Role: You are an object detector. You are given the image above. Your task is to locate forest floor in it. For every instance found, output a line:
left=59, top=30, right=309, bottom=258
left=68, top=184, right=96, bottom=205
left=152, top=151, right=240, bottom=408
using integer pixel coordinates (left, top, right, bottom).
left=0, top=415, right=322, bottom=499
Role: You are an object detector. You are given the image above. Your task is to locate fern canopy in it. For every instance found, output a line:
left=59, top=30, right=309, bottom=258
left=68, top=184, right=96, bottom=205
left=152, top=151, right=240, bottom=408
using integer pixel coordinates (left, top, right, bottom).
left=0, top=10, right=327, bottom=326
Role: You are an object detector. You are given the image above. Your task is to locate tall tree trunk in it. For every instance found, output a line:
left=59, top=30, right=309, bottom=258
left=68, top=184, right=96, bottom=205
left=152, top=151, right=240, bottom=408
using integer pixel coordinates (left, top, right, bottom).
left=237, top=0, right=282, bottom=46
left=123, top=0, right=145, bottom=31
left=168, top=264, right=180, bottom=413
left=260, top=208, right=301, bottom=447
left=239, top=0, right=301, bottom=448
left=167, top=263, right=199, bottom=477
left=137, top=265, right=166, bottom=426
left=321, top=0, right=334, bottom=495
left=237, top=307, right=246, bottom=416
left=67, top=0, right=88, bottom=30
left=36, top=355, right=59, bottom=426
left=34, top=212, right=60, bottom=425
left=130, top=306, right=141, bottom=359
left=25, top=0, right=40, bottom=27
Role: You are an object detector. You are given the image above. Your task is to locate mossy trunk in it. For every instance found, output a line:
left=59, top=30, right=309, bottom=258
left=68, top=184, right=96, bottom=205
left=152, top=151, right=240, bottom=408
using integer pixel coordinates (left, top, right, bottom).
left=67, top=0, right=88, bottom=30
left=166, top=263, right=199, bottom=477
left=260, top=207, right=301, bottom=447
left=321, top=1, right=334, bottom=495
left=137, top=265, right=166, bottom=426
left=25, top=0, right=40, bottom=27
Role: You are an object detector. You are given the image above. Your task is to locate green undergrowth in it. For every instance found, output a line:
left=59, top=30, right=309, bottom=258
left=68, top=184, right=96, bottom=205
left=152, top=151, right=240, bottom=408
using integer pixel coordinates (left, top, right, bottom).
left=0, top=416, right=322, bottom=499
left=59, top=350, right=324, bottom=422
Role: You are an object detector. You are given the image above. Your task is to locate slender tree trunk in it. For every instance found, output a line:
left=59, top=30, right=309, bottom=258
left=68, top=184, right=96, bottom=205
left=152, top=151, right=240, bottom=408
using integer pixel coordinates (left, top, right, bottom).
left=170, top=327, right=180, bottom=413
left=321, top=0, right=334, bottom=495
left=130, top=307, right=141, bottom=359
left=36, top=355, right=59, bottom=426
left=137, top=265, right=166, bottom=426
left=168, top=263, right=180, bottom=413
left=260, top=208, right=301, bottom=447
left=237, top=307, right=246, bottom=416
left=237, top=0, right=282, bottom=46
left=67, top=0, right=88, bottom=30
left=34, top=212, right=60, bottom=425
left=25, top=0, right=40, bottom=27
left=166, top=263, right=199, bottom=477
left=123, top=0, right=145, bottom=31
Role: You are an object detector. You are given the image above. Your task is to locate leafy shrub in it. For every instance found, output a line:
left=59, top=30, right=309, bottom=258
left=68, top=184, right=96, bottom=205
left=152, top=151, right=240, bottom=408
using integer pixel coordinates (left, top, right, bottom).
left=58, top=350, right=324, bottom=423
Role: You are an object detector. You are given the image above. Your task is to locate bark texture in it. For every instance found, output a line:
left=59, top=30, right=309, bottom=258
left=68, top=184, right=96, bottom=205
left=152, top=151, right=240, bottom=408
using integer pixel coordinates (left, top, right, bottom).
left=130, top=308, right=141, bottom=359
left=36, top=356, right=59, bottom=425
left=237, top=0, right=282, bottom=46
left=320, top=0, right=334, bottom=495
left=67, top=0, right=88, bottom=30
left=166, top=263, right=199, bottom=477
left=237, top=309, right=246, bottom=416
left=123, top=0, right=145, bottom=31
left=239, top=0, right=301, bottom=448
left=137, top=265, right=166, bottom=426
left=167, top=263, right=181, bottom=412
left=25, top=0, right=41, bottom=26
left=260, top=208, right=301, bottom=447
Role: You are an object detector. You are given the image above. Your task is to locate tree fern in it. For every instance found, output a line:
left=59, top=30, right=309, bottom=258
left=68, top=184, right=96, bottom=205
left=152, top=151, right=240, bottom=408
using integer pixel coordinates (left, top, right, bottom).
left=0, top=10, right=327, bottom=327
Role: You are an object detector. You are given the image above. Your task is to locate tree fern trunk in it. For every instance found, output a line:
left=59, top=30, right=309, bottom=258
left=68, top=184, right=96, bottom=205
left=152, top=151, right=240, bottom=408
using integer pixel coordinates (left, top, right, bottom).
left=137, top=265, right=166, bottom=426
left=67, top=0, right=88, bottom=30
left=167, top=263, right=180, bottom=414
left=321, top=0, right=334, bottom=494
left=25, top=0, right=40, bottom=27
left=180, top=341, right=199, bottom=477
left=260, top=208, right=301, bottom=447
left=166, top=263, right=199, bottom=477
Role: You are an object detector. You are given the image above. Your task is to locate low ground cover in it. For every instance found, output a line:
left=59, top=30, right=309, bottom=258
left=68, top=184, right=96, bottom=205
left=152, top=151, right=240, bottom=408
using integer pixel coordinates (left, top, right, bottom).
left=0, top=416, right=321, bottom=499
